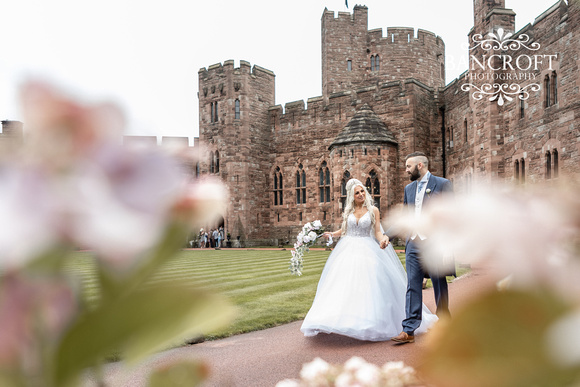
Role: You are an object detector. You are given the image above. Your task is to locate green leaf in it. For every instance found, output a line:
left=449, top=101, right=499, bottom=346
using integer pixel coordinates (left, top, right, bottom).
left=54, top=282, right=235, bottom=386
left=96, top=222, right=189, bottom=302
left=420, top=288, right=580, bottom=387
left=24, top=245, right=73, bottom=275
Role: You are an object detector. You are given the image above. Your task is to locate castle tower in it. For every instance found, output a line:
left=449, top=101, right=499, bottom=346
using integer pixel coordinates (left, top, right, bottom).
left=198, top=60, right=275, bottom=244
left=321, top=5, right=445, bottom=101
left=329, top=104, right=398, bottom=215
left=467, top=0, right=515, bottom=182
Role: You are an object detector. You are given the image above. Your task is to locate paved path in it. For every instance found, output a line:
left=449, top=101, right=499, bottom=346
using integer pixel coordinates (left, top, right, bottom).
left=86, top=265, right=498, bottom=387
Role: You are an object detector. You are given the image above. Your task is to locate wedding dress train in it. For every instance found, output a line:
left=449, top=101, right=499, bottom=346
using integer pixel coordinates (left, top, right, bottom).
left=300, top=211, right=438, bottom=341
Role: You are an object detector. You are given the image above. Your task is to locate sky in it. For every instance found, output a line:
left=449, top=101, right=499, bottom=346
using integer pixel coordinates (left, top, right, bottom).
left=0, top=0, right=560, bottom=145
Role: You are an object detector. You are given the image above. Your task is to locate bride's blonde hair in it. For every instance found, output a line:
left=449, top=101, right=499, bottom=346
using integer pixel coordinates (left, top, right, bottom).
left=341, top=178, right=375, bottom=235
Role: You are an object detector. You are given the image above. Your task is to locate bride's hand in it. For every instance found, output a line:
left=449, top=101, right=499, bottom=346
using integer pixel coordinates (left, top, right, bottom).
left=379, top=236, right=389, bottom=249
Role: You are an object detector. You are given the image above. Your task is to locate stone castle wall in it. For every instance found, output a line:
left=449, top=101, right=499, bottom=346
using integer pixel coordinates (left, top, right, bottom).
left=197, top=0, right=580, bottom=246
left=443, top=0, right=579, bottom=189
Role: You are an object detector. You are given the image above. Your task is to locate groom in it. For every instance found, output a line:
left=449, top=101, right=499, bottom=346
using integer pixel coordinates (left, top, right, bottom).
left=391, top=152, right=453, bottom=344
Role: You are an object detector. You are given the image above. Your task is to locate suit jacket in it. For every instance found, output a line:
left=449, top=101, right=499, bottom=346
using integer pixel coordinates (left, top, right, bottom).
left=403, top=174, right=453, bottom=211
left=403, top=173, right=455, bottom=276
left=384, top=174, right=451, bottom=239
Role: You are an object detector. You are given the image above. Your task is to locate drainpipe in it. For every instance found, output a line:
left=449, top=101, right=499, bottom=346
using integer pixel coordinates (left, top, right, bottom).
left=440, top=106, right=446, bottom=178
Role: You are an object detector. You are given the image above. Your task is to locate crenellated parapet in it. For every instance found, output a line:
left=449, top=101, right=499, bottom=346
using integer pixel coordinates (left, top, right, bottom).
left=198, top=59, right=275, bottom=131
left=322, top=6, right=445, bottom=99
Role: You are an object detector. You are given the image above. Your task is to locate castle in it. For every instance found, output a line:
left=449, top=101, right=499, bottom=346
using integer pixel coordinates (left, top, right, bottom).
left=196, top=0, right=580, bottom=246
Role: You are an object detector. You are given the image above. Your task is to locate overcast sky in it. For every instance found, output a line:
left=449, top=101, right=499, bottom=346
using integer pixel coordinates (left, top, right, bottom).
left=0, top=0, right=559, bottom=144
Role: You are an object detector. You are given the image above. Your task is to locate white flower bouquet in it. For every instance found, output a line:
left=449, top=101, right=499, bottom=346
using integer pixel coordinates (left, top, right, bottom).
left=289, top=220, right=328, bottom=276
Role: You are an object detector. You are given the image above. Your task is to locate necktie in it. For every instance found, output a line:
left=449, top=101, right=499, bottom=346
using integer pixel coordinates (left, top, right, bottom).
left=417, top=181, right=425, bottom=193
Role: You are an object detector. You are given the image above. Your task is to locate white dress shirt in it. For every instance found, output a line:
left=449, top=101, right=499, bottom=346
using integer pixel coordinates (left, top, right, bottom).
left=412, top=172, right=430, bottom=240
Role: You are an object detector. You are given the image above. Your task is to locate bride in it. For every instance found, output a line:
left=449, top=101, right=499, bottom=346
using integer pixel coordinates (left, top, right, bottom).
left=300, top=178, right=438, bottom=341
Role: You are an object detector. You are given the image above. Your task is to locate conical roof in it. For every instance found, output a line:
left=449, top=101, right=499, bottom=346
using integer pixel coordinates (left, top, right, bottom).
left=329, top=104, right=397, bottom=150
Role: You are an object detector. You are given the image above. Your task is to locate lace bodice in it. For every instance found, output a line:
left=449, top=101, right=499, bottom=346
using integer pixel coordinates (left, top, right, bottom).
left=346, top=211, right=373, bottom=237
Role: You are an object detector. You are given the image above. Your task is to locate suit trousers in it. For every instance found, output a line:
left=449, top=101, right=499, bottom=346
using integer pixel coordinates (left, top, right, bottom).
left=402, top=239, right=450, bottom=335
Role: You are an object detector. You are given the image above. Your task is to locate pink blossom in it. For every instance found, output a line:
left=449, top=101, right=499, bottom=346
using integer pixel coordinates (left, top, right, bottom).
left=0, top=274, right=76, bottom=366
left=386, top=183, right=580, bottom=300
left=0, top=81, right=229, bottom=269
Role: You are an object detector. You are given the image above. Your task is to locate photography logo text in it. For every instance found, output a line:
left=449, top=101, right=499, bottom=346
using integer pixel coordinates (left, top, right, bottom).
left=461, top=28, right=556, bottom=106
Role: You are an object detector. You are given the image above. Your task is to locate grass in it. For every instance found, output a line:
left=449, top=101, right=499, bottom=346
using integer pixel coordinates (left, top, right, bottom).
left=64, top=248, right=469, bottom=342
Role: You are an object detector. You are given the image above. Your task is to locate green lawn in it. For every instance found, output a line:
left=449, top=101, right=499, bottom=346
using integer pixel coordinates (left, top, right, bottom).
left=64, top=249, right=469, bottom=341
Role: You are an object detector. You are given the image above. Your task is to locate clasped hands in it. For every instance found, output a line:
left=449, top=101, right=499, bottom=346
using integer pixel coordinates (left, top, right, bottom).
left=379, top=236, right=389, bottom=249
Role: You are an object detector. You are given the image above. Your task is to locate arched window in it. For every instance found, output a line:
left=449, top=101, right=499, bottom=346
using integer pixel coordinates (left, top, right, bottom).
left=347, top=60, right=352, bottom=71
left=209, top=151, right=215, bottom=174
left=546, top=151, right=552, bottom=179
left=274, top=167, right=283, bottom=205
left=370, top=55, right=375, bottom=71
left=235, top=99, right=240, bottom=120
left=544, top=75, right=551, bottom=107
left=514, top=159, right=520, bottom=182
left=319, top=161, right=331, bottom=203
left=520, top=158, right=526, bottom=183
left=552, top=71, right=558, bottom=105
left=296, top=164, right=306, bottom=205
left=365, top=170, right=380, bottom=208
left=375, top=55, right=380, bottom=71
left=340, top=171, right=351, bottom=210
left=195, top=162, right=200, bottom=178
left=215, top=150, right=220, bottom=174
left=553, top=149, right=559, bottom=178
left=464, top=119, right=468, bottom=142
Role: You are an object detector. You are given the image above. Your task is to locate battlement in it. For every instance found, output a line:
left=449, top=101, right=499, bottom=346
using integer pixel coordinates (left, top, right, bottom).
left=198, top=59, right=275, bottom=78
left=322, top=6, right=446, bottom=95
left=322, top=5, right=368, bottom=23
left=368, top=26, right=444, bottom=47
left=269, top=77, right=435, bottom=132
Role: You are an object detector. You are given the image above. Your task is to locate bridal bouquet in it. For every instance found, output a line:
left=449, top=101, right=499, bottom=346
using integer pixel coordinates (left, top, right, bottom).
left=289, top=220, right=329, bottom=276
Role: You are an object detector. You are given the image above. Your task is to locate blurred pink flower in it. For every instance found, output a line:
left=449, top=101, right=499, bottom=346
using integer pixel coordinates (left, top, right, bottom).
left=19, top=81, right=123, bottom=167
left=172, top=176, right=228, bottom=228
left=1, top=81, right=227, bottom=269
left=386, top=183, right=580, bottom=300
left=0, top=165, right=61, bottom=267
left=0, top=274, right=76, bottom=367
left=63, top=144, right=186, bottom=266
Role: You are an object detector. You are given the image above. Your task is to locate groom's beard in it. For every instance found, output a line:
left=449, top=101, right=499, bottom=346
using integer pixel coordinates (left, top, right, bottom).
left=409, top=166, right=420, bottom=181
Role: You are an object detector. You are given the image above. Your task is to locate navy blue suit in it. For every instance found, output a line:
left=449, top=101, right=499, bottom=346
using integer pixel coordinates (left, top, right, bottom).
left=402, top=174, right=453, bottom=334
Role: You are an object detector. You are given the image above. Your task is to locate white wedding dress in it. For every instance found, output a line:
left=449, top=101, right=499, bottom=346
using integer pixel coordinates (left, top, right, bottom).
left=300, top=211, right=438, bottom=341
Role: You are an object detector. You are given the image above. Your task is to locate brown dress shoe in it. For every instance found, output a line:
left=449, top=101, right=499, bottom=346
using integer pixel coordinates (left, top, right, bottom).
left=391, top=331, right=415, bottom=344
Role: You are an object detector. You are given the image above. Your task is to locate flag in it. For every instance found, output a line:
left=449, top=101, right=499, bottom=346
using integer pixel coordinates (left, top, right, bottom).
left=345, top=0, right=348, bottom=8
